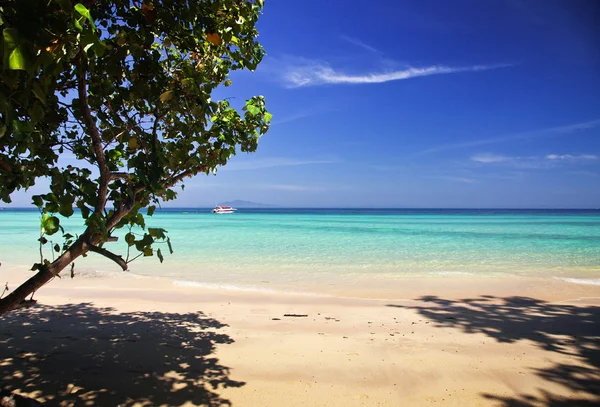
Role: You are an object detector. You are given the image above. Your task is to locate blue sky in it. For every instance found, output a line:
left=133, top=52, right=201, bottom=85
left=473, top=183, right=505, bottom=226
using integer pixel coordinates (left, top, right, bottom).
left=9, top=0, right=600, bottom=208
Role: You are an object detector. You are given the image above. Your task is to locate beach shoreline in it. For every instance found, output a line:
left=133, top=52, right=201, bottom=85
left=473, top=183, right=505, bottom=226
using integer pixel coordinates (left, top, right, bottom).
left=1, top=267, right=599, bottom=406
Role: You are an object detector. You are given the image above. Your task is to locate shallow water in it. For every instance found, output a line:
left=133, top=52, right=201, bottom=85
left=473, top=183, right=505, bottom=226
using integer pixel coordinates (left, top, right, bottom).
left=1, top=208, right=599, bottom=294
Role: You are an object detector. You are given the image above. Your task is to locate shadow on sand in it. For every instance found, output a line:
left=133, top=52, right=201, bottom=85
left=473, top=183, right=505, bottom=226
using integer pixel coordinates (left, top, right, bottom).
left=387, top=295, right=600, bottom=407
left=0, top=303, right=244, bottom=406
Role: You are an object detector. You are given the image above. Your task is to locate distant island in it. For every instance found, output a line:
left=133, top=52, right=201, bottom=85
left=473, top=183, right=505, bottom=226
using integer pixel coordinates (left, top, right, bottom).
left=218, top=200, right=276, bottom=208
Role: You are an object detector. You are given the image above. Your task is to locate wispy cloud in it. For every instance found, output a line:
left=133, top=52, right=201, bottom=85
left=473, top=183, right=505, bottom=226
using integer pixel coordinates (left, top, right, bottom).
left=546, top=154, right=598, bottom=161
left=569, top=170, right=600, bottom=177
left=445, top=176, right=476, bottom=183
left=470, top=152, right=598, bottom=169
left=471, top=153, right=512, bottom=163
left=339, top=35, right=382, bottom=55
left=262, top=184, right=325, bottom=192
left=279, top=57, right=510, bottom=88
left=271, top=107, right=339, bottom=126
left=220, top=157, right=338, bottom=171
left=271, top=111, right=317, bottom=125
left=418, top=119, right=600, bottom=155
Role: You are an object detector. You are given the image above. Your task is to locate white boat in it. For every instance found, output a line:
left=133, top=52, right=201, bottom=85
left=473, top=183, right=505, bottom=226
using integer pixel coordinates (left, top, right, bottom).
left=211, top=205, right=237, bottom=214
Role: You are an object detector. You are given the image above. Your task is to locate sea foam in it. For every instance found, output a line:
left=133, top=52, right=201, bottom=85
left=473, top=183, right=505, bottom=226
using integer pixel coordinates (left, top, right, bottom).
left=555, top=277, right=600, bottom=286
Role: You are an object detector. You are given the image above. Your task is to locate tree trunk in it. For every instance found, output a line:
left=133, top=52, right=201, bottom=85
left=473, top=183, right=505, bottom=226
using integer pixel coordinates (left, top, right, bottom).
left=0, top=237, right=87, bottom=315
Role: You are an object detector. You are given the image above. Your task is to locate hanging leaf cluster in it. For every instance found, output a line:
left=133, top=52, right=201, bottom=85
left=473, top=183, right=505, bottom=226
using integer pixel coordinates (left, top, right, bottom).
left=0, top=0, right=270, bottom=266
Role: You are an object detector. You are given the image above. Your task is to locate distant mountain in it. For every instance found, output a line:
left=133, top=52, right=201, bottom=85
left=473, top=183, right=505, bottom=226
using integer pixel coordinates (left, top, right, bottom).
left=218, top=200, right=275, bottom=208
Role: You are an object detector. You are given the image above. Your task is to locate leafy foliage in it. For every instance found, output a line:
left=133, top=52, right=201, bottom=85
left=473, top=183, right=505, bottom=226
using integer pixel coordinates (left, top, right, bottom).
left=0, top=0, right=270, bottom=309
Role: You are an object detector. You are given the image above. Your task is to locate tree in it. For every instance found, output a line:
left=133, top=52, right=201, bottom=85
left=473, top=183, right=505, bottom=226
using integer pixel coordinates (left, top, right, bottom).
left=0, top=0, right=271, bottom=314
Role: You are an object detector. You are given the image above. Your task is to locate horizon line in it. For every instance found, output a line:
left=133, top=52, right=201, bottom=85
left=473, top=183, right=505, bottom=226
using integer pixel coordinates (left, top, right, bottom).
left=2, top=206, right=598, bottom=210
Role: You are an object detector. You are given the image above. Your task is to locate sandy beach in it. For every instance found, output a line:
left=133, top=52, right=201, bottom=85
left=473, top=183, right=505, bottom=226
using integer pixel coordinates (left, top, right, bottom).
left=1, top=268, right=599, bottom=407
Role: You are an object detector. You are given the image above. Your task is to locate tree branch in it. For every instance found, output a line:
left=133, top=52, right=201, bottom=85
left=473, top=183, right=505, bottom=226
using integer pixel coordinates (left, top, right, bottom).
left=58, top=100, right=87, bottom=134
left=0, top=157, right=13, bottom=173
left=166, top=167, right=205, bottom=189
left=77, top=55, right=110, bottom=214
left=109, top=172, right=129, bottom=181
left=87, top=244, right=128, bottom=271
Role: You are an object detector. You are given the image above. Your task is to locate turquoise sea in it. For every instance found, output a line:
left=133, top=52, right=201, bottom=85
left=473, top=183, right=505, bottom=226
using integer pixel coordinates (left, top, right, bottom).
left=1, top=208, right=599, bottom=295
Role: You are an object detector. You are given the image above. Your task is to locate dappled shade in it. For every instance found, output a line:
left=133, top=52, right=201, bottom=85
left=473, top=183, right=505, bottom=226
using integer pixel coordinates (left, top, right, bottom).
left=387, top=295, right=600, bottom=407
left=0, top=303, right=244, bottom=406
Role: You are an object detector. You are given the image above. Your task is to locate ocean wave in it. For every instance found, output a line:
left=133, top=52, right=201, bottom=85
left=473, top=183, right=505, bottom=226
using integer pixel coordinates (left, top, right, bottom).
left=554, top=277, right=600, bottom=286
left=432, top=271, right=475, bottom=276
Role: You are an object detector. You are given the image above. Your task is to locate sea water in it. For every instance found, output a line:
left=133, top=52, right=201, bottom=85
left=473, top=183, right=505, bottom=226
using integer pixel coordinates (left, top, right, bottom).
left=1, top=208, right=599, bottom=294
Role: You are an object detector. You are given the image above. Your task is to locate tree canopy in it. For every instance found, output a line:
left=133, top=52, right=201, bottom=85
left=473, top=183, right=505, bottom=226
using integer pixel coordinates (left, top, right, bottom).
left=0, top=0, right=271, bottom=313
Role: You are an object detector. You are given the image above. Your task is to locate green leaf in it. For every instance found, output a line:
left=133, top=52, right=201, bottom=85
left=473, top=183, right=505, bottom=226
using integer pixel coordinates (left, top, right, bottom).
left=167, top=238, right=173, bottom=254
left=59, top=195, right=75, bottom=217
left=3, top=28, right=29, bottom=70
left=32, top=83, right=47, bottom=105
left=148, top=227, right=166, bottom=239
left=74, top=3, right=96, bottom=31
left=41, top=215, right=61, bottom=235
left=125, top=232, right=135, bottom=246
left=157, top=248, right=164, bottom=263
left=80, top=205, right=90, bottom=219
left=32, top=195, right=43, bottom=208
left=59, top=203, right=74, bottom=217
left=147, top=205, right=156, bottom=216
left=74, top=17, right=83, bottom=32
left=29, top=104, right=45, bottom=124
left=135, top=213, right=146, bottom=229
left=54, top=243, right=61, bottom=252
left=246, top=104, right=260, bottom=115
left=160, top=90, right=174, bottom=103
left=264, top=112, right=273, bottom=122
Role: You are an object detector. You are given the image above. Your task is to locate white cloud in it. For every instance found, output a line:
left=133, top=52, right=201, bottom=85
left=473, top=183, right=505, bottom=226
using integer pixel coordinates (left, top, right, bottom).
left=220, top=157, right=338, bottom=171
left=262, top=184, right=325, bottom=192
left=417, top=119, right=600, bottom=155
left=471, top=152, right=598, bottom=168
left=271, top=107, right=339, bottom=126
left=271, top=111, right=316, bottom=125
left=546, top=154, right=598, bottom=161
left=339, top=35, right=382, bottom=54
left=569, top=170, right=600, bottom=177
left=470, top=153, right=511, bottom=163
left=279, top=58, right=510, bottom=88
left=446, top=177, right=476, bottom=183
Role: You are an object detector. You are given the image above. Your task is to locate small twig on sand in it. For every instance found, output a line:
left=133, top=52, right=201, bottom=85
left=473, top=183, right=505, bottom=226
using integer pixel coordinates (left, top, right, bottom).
left=283, top=314, right=308, bottom=318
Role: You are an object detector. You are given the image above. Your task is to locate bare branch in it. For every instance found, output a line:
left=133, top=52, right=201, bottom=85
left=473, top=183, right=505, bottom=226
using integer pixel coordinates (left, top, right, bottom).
left=57, top=100, right=87, bottom=134
left=166, top=169, right=196, bottom=188
left=77, top=54, right=110, bottom=214
left=87, top=244, right=128, bottom=271
left=109, top=172, right=130, bottom=181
